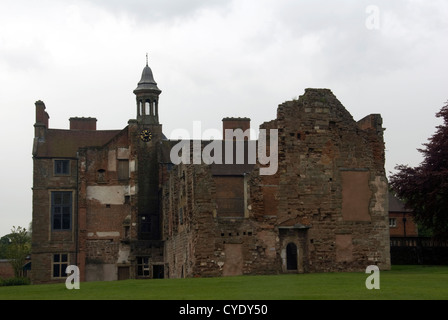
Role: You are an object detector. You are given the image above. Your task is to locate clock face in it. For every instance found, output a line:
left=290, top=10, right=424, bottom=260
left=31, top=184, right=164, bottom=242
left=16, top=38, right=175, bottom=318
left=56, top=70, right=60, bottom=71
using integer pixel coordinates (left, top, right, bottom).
left=140, top=129, right=152, bottom=142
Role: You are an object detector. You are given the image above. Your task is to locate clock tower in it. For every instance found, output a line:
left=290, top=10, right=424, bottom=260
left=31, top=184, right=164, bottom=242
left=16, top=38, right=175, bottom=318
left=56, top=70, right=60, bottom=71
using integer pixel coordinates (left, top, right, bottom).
left=133, top=58, right=163, bottom=241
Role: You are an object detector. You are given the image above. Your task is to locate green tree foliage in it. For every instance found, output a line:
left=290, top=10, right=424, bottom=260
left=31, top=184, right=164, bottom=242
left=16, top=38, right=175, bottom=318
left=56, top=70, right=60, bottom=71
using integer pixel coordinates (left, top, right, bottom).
left=0, top=235, right=11, bottom=259
left=390, top=102, right=448, bottom=238
left=4, top=226, right=31, bottom=278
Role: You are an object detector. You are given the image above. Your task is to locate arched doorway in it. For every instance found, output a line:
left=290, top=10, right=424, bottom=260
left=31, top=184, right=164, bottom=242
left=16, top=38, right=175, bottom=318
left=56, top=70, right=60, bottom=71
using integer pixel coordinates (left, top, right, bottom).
left=286, top=243, right=298, bottom=270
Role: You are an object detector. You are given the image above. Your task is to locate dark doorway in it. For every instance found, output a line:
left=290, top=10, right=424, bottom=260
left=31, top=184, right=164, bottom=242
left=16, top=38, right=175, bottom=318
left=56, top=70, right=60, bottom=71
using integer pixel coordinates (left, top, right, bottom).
left=286, top=243, right=298, bottom=270
left=117, top=266, right=130, bottom=280
left=153, top=265, right=164, bottom=279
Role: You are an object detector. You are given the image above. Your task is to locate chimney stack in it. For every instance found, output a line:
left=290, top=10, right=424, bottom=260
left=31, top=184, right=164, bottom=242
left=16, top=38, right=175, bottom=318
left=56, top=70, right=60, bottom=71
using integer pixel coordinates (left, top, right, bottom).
left=34, top=100, right=49, bottom=138
left=69, top=117, right=97, bottom=131
left=222, top=117, right=251, bottom=140
left=35, top=100, right=49, bottom=128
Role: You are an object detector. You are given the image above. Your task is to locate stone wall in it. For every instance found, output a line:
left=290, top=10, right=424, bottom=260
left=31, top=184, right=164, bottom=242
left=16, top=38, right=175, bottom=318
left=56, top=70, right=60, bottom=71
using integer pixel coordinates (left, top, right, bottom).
left=32, top=87, right=389, bottom=283
left=163, top=88, right=390, bottom=277
left=76, top=128, right=134, bottom=282
left=0, top=260, right=15, bottom=279
left=272, top=89, right=390, bottom=272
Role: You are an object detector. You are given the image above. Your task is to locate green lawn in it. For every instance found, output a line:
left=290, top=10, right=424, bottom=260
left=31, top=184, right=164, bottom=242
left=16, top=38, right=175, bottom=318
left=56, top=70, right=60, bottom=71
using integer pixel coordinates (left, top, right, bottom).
left=1, top=265, right=447, bottom=300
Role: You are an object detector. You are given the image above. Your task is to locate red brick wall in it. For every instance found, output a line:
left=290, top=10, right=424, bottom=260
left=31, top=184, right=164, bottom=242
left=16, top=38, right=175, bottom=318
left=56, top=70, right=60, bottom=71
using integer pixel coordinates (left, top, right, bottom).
left=69, top=117, right=97, bottom=131
left=222, top=118, right=251, bottom=140
left=389, top=212, right=418, bottom=237
left=0, top=261, right=14, bottom=279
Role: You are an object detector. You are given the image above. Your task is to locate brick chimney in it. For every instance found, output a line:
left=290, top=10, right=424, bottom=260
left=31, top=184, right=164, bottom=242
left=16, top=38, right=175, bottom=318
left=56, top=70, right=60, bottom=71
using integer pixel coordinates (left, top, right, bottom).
left=35, top=100, right=49, bottom=128
left=69, top=117, right=97, bottom=131
left=222, top=117, right=251, bottom=140
left=34, top=100, right=49, bottom=138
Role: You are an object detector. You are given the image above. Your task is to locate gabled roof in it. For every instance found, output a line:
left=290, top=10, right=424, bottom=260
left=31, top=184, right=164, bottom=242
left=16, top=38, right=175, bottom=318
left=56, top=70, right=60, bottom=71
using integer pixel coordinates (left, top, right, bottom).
left=33, top=129, right=122, bottom=158
left=389, top=193, right=413, bottom=213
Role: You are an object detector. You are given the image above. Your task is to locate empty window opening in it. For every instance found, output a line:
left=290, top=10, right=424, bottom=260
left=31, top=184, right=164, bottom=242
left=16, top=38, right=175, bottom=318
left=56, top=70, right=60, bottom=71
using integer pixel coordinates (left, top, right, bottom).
left=97, top=169, right=106, bottom=183
left=153, top=265, right=164, bottom=279
left=286, top=243, right=298, bottom=270
left=145, top=101, right=150, bottom=115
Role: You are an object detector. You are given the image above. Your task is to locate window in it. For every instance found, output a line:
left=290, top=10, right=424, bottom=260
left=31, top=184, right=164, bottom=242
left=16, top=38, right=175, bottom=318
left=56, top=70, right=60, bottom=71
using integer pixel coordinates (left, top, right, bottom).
left=54, top=160, right=70, bottom=175
left=118, top=160, right=129, bottom=180
left=51, top=191, right=72, bottom=230
left=52, top=253, right=68, bottom=278
left=97, top=169, right=106, bottom=183
left=137, top=257, right=150, bottom=277
left=389, top=218, right=397, bottom=227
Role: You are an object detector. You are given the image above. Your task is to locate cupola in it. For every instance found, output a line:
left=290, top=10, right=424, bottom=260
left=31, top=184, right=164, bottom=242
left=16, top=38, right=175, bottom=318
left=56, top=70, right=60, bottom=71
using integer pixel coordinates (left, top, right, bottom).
left=134, top=55, right=161, bottom=125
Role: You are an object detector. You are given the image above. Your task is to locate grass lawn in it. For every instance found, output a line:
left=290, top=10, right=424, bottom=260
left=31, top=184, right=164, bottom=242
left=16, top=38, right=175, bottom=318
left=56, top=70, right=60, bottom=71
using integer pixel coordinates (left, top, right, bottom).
left=0, top=265, right=447, bottom=300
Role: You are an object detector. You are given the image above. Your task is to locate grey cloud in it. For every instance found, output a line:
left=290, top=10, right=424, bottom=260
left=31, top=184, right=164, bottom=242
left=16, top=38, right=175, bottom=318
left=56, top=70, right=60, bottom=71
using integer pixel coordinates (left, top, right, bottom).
left=85, top=0, right=231, bottom=22
left=269, top=0, right=448, bottom=81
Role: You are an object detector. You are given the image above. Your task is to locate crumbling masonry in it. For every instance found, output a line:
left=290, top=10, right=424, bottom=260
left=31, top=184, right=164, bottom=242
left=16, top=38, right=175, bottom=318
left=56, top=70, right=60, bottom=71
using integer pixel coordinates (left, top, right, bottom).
left=31, top=62, right=390, bottom=283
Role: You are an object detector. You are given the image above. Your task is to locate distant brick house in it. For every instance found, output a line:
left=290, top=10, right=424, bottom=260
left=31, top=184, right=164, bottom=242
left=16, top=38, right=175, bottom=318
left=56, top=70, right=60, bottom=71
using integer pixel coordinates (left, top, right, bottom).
left=31, top=61, right=390, bottom=284
left=388, top=193, right=418, bottom=238
left=0, top=258, right=31, bottom=279
left=0, top=260, right=14, bottom=279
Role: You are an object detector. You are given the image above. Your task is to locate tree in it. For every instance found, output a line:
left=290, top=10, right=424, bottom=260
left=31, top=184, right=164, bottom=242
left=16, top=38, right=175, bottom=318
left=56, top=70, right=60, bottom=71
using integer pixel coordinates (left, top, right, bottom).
left=390, top=101, right=448, bottom=238
left=0, top=235, right=10, bottom=259
left=5, top=226, right=31, bottom=278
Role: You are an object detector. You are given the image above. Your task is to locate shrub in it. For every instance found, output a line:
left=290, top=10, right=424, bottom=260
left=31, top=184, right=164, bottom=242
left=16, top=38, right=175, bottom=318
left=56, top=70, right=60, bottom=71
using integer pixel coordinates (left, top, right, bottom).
left=0, top=277, right=30, bottom=287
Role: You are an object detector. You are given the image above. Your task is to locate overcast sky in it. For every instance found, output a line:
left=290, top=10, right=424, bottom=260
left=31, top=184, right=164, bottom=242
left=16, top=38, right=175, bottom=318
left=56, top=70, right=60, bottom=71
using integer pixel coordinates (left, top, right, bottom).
left=1, top=0, right=447, bottom=237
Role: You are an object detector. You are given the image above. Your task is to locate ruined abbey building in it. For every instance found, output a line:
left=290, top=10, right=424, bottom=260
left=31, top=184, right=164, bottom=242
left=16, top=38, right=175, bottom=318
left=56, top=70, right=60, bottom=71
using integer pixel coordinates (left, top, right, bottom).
left=31, top=61, right=390, bottom=283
